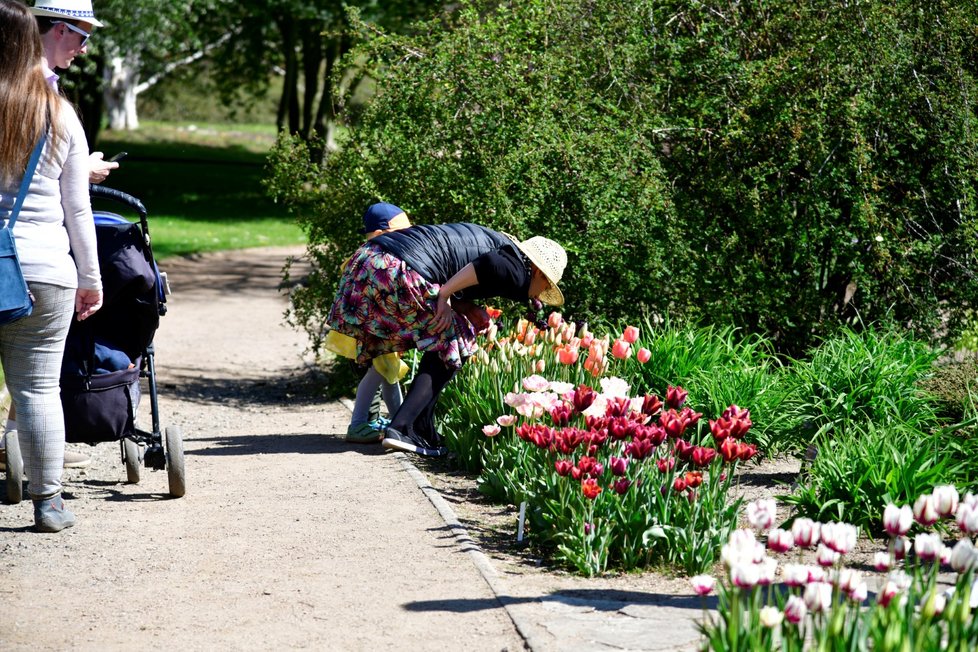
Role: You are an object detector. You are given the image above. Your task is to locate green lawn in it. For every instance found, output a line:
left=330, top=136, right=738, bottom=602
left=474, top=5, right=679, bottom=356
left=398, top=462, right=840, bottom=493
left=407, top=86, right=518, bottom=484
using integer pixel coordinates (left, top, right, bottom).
left=93, top=121, right=306, bottom=259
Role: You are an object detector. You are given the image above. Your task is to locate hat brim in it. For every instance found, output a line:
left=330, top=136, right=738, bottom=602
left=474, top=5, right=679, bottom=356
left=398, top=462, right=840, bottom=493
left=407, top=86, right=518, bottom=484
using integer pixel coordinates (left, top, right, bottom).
left=515, top=244, right=565, bottom=307
left=30, top=8, right=104, bottom=27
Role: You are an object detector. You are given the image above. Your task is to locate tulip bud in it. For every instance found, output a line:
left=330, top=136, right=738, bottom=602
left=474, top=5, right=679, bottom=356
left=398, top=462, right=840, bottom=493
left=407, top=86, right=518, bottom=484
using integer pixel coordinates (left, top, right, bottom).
left=913, top=494, right=939, bottom=526
left=803, top=581, right=833, bottom=613
left=883, top=504, right=913, bottom=537
left=784, top=596, right=807, bottom=624
left=759, top=606, right=783, bottom=628
left=689, top=574, right=715, bottom=596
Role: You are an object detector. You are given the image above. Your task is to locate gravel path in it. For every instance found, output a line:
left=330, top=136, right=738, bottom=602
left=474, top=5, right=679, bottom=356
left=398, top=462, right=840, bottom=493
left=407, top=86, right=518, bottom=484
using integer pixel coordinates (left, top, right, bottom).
left=0, top=246, right=525, bottom=651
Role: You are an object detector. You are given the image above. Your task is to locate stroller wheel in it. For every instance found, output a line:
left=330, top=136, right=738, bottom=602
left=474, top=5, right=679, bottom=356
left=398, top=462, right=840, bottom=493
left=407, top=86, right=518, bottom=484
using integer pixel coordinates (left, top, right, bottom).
left=165, top=426, right=186, bottom=498
left=4, top=431, right=23, bottom=505
left=122, top=438, right=141, bottom=484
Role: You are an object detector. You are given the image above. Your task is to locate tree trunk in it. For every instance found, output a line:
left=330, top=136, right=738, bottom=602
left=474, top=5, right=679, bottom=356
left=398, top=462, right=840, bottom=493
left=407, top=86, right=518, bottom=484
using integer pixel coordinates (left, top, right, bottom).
left=103, top=55, right=141, bottom=131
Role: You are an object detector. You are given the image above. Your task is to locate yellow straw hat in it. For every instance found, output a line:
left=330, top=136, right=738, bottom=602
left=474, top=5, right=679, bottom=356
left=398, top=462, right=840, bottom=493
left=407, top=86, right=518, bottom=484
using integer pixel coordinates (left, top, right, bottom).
left=515, top=236, right=566, bottom=306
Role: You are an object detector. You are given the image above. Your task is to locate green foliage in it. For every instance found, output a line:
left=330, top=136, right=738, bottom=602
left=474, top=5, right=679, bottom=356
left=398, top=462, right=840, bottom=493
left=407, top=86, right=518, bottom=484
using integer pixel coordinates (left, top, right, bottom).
left=269, top=0, right=978, bottom=357
left=776, top=328, right=943, bottom=450
left=781, top=423, right=970, bottom=534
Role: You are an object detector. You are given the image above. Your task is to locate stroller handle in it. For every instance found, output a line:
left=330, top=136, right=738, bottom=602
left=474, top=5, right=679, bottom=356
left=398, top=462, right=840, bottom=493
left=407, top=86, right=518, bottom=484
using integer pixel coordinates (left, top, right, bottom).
left=89, top=184, right=147, bottom=219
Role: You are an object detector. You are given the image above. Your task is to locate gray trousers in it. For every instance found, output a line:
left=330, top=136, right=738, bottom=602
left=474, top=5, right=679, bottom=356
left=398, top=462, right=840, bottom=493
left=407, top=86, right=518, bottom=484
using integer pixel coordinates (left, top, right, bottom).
left=0, top=282, right=74, bottom=499
left=351, top=367, right=403, bottom=426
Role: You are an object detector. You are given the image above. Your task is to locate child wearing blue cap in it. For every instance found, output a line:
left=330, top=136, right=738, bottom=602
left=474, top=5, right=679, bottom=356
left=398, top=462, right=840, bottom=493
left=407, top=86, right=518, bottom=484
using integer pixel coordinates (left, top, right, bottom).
left=329, top=203, right=412, bottom=443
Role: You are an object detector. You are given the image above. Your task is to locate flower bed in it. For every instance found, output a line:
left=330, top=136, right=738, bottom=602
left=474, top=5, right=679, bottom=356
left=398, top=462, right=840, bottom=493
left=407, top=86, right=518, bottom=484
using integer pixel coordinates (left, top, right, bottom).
left=695, top=488, right=978, bottom=650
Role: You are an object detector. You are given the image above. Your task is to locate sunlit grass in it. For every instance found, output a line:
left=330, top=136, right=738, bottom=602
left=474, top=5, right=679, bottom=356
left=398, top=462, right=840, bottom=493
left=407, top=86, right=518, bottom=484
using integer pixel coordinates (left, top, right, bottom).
left=93, top=122, right=305, bottom=260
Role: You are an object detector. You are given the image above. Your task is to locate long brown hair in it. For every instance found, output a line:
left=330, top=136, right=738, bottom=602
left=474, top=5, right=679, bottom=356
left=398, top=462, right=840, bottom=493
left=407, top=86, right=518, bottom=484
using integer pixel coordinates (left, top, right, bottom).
left=0, top=0, right=63, bottom=188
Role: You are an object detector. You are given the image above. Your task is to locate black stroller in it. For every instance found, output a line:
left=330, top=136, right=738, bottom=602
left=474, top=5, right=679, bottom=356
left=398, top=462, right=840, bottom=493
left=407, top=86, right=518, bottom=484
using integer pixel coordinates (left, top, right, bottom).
left=3, top=185, right=185, bottom=502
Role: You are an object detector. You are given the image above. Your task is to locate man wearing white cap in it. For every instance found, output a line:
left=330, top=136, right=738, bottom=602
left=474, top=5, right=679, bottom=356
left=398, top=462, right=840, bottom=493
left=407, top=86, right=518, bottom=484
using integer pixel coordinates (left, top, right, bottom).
left=1, top=1, right=111, bottom=473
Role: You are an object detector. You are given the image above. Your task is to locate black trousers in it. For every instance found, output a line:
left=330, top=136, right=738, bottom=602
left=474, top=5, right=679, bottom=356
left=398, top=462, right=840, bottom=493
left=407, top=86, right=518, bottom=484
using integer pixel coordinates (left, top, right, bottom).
left=389, top=351, right=460, bottom=442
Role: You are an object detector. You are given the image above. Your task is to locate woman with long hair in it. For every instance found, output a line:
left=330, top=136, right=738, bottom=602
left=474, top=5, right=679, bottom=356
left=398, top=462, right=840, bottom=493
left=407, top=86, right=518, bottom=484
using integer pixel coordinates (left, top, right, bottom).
left=0, top=0, right=102, bottom=532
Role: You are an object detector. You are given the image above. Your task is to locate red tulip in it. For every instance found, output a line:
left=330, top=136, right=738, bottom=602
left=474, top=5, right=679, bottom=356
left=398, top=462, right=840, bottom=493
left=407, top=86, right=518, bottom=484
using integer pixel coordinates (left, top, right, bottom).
left=486, top=306, right=503, bottom=320
left=549, top=403, right=573, bottom=426
left=609, top=456, right=629, bottom=476
left=641, top=394, right=663, bottom=417
left=605, top=397, right=632, bottom=418
left=656, top=456, right=676, bottom=473
left=691, top=446, right=717, bottom=468
left=720, top=437, right=740, bottom=463
left=625, top=438, right=654, bottom=460
left=613, top=478, right=632, bottom=495
left=684, top=471, right=704, bottom=488
left=673, top=476, right=688, bottom=492
left=576, top=456, right=604, bottom=478
left=622, top=325, right=640, bottom=344
left=665, top=385, right=688, bottom=409
left=554, top=459, right=574, bottom=476
left=674, top=438, right=694, bottom=461
left=572, top=385, right=597, bottom=412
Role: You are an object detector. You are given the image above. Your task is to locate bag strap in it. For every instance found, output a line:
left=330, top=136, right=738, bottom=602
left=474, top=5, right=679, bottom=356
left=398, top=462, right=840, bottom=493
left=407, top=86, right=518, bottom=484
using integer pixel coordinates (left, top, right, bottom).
left=5, top=131, right=48, bottom=231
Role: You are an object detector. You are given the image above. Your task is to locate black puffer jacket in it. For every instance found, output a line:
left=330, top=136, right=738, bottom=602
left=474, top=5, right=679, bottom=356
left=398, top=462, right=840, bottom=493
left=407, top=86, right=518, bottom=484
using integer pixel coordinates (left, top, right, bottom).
left=370, top=223, right=512, bottom=284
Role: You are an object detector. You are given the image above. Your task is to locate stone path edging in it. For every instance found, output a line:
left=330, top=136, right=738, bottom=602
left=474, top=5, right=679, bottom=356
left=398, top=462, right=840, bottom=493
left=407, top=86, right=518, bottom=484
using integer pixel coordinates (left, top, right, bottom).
left=339, top=397, right=542, bottom=652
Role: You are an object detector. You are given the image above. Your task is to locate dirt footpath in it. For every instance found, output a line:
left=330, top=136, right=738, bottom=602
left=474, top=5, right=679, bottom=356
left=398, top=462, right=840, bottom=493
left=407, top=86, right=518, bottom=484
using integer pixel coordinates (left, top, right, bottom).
left=0, top=246, right=525, bottom=651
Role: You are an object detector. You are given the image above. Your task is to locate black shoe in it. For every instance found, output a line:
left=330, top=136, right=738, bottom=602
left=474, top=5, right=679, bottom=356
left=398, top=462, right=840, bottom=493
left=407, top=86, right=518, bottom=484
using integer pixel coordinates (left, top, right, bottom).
left=382, top=427, right=448, bottom=457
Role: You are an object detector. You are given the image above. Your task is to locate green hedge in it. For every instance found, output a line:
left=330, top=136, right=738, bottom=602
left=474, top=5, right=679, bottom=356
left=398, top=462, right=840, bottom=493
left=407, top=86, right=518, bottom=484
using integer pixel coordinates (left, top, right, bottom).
left=267, top=0, right=978, bottom=355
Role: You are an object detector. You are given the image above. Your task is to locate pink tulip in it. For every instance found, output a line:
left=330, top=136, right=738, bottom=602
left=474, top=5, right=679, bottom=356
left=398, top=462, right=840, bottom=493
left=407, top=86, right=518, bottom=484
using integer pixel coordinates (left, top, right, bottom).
left=496, top=414, right=517, bottom=427
left=780, top=564, right=808, bottom=587
left=622, top=325, right=640, bottom=344
left=957, top=503, right=978, bottom=534
left=729, top=562, right=760, bottom=589
left=547, top=311, right=564, bottom=330
left=557, top=345, right=579, bottom=365
left=611, top=338, right=632, bottom=359
left=893, top=535, right=910, bottom=560
left=877, top=580, right=900, bottom=607
left=689, top=574, right=715, bottom=596
left=636, top=347, right=651, bottom=364
left=482, top=424, right=501, bottom=437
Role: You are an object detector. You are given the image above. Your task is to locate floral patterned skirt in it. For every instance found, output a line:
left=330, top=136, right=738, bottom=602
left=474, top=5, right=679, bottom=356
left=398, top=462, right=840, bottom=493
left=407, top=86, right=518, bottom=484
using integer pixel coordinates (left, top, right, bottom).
left=325, top=243, right=478, bottom=369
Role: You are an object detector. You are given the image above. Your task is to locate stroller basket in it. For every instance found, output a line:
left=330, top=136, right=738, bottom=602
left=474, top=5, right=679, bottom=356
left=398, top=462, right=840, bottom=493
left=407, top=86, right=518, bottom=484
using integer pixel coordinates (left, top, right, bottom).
left=62, top=365, right=140, bottom=443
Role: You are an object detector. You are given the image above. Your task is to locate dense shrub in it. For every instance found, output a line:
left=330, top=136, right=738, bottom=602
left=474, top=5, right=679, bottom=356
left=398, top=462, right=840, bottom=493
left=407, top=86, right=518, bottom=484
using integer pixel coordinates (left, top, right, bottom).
left=266, top=0, right=978, bottom=355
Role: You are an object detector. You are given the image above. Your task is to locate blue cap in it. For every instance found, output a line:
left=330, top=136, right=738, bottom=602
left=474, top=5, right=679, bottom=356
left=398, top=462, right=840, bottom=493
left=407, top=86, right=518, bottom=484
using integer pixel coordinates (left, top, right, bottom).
left=362, top=202, right=406, bottom=233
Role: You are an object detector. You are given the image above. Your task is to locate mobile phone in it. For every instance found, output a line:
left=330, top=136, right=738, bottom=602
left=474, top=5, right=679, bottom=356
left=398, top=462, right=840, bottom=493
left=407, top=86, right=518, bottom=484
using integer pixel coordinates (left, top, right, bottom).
left=107, top=151, right=128, bottom=163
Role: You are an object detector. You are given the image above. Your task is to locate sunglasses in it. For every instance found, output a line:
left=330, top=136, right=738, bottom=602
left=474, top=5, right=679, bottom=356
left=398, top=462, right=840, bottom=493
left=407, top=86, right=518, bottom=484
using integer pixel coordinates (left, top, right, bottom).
left=52, top=20, right=90, bottom=47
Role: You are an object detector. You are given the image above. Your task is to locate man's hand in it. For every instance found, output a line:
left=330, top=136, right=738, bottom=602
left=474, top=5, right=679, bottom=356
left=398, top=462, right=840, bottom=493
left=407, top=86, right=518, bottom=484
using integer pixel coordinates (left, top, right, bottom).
left=89, top=152, right=119, bottom=184
left=75, top=288, right=103, bottom=321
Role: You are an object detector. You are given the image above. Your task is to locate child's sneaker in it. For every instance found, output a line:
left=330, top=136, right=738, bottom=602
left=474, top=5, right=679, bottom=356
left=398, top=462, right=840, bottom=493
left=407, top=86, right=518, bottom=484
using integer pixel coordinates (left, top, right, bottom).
left=345, top=422, right=382, bottom=444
